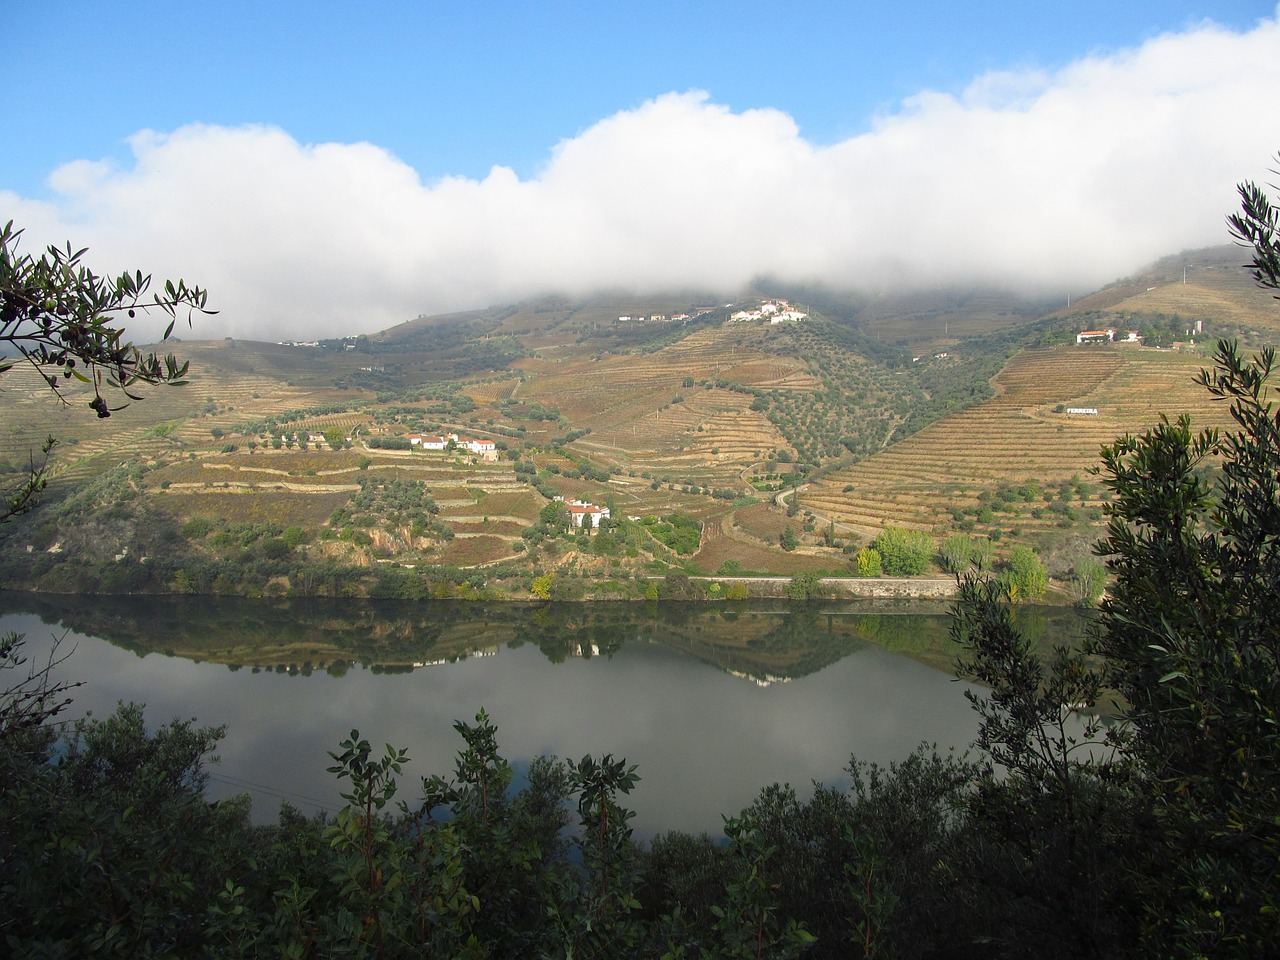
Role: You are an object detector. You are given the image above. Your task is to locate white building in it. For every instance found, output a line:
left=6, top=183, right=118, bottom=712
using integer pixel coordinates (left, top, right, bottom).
left=561, top=498, right=611, bottom=528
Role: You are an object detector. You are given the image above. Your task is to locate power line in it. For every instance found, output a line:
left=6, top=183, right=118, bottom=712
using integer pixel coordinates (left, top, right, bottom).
left=206, top=771, right=335, bottom=814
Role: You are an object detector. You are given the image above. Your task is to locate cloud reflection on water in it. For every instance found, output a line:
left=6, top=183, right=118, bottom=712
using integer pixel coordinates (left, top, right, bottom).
left=3, top=607, right=980, bottom=836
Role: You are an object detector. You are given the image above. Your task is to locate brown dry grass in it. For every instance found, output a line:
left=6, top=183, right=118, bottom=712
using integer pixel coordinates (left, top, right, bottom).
left=693, top=526, right=840, bottom=575
left=516, top=326, right=796, bottom=477
left=154, top=491, right=353, bottom=527
left=451, top=520, right=525, bottom=536
left=437, top=535, right=514, bottom=566
left=733, top=502, right=793, bottom=542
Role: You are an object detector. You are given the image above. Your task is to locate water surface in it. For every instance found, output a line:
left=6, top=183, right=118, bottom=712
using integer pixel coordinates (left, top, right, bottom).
left=0, top=595, right=1088, bottom=835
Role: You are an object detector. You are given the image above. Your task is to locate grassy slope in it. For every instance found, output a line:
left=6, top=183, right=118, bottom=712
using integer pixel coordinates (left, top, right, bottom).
left=1, top=246, right=1275, bottom=594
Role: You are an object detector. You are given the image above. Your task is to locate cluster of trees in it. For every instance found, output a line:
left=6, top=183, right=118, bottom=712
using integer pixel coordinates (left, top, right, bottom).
left=949, top=478, right=1102, bottom=534
left=938, top=533, right=994, bottom=574
left=343, top=476, right=441, bottom=539
left=640, top=513, right=702, bottom=555
left=358, top=313, right=527, bottom=379
left=747, top=325, right=919, bottom=464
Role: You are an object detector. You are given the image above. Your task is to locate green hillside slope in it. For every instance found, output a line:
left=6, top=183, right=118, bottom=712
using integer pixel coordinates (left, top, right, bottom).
left=0, top=249, right=1273, bottom=600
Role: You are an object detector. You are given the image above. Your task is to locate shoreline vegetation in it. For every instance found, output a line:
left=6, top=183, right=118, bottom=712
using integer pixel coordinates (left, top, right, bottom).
left=0, top=568, right=1073, bottom=603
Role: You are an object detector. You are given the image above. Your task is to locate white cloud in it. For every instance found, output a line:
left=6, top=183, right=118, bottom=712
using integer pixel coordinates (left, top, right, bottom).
left=4, top=13, right=1279, bottom=342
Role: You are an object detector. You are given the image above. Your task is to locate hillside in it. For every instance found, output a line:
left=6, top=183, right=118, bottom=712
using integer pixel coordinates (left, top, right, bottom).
left=0, top=248, right=1273, bottom=600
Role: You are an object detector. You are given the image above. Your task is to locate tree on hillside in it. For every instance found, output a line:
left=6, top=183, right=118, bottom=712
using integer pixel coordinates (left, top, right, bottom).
left=0, top=220, right=213, bottom=520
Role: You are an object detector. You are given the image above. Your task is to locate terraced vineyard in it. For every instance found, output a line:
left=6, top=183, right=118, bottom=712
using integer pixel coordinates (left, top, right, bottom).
left=801, top=344, right=1239, bottom=541
left=0, top=343, right=361, bottom=499
left=4, top=257, right=1276, bottom=597
left=0, top=366, right=204, bottom=488
left=515, top=326, right=795, bottom=486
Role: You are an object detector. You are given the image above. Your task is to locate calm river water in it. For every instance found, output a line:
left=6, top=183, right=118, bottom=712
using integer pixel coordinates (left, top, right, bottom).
left=0, top=594, right=1088, bottom=835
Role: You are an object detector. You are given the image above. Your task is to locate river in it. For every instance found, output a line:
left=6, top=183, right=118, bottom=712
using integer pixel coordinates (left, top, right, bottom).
left=0, top=594, right=1089, bottom=835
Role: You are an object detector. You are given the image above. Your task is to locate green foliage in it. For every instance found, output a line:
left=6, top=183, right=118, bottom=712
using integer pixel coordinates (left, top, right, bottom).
left=1228, top=158, right=1280, bottom=295
left=950, top=575, right=1146, bottom=958
left=0, top=702, right=233, bottom=956
left=938, top=337, right=1280, bottom=957
left=953, top=576, right=1106, bottom=792
left=325, top=729, right=412, bottom=953
left=646, top=513, right=702, bottom=555
left=786, top=571, right=825, bottom=600
left=182, top=515, right=213, bottom=540
left=539, top=500, right=570, bottom=530
left=710, top=810, right=817, bottom=959
left=347, top=475, right=440, bottom=539
left=0, top=221, right=212, bottom=518
left=661, top=571, right=694, bottom=599
left=939, top=534, right=993, bottom=574
left=1068, top=556, right=1105, bottom=607
left=779, top=525, right=798, bottom=551
left=1091, top=339, right=1280, bottom=954
left=367, top=435, right=413, bottom=450
left=871, top=527, right=933, bottom=576
left=855, top=546, right=881, bottom=577
left=0, top=220, right=211, bottom=412
left=1000, top=544, right=1047, bottom=602
left=556, top=753, right=644, bottom=956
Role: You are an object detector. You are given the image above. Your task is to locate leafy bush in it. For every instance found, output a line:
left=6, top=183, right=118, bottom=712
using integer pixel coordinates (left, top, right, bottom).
left=871, top=527, right=933, bottom=576
left=855, top=547, right=882, bottom=577
left=1000, top=545, right=1047, bottom=602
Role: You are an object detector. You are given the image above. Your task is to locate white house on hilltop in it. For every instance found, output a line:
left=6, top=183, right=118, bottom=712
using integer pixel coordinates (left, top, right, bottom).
left=730, top=299, right=809, bottom=323
left=1076, top=329, right=1142, bottom=345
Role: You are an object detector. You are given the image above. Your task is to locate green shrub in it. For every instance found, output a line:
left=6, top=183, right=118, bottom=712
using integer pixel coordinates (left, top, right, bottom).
left=871, top=528, right=933, bottom=576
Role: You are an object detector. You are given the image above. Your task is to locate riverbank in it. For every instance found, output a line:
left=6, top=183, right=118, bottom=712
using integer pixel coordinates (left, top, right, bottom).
left=708, top=575, right=960, bottom=600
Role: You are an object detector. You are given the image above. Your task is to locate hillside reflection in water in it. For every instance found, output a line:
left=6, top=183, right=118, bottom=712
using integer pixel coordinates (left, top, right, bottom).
left=0, top=596, right=1088, bottom=835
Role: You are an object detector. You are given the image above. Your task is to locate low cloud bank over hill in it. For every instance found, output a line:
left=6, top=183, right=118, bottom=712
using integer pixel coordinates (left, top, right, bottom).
left=5, top=13, right=1280, bottom=342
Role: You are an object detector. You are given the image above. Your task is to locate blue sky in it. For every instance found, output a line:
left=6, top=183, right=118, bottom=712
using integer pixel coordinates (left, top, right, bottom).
left=5, top=2, right=1279, bottom=339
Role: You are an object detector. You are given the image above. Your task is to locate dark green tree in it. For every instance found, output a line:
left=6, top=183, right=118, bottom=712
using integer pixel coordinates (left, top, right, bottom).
left=1092, top=339, right=1280, bottom=955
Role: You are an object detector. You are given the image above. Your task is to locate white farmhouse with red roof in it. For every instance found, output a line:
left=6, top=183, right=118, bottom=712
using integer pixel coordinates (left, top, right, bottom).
left=404, top=432, right=497, bottom=458
left=562, top=498, right=610, bottom=529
